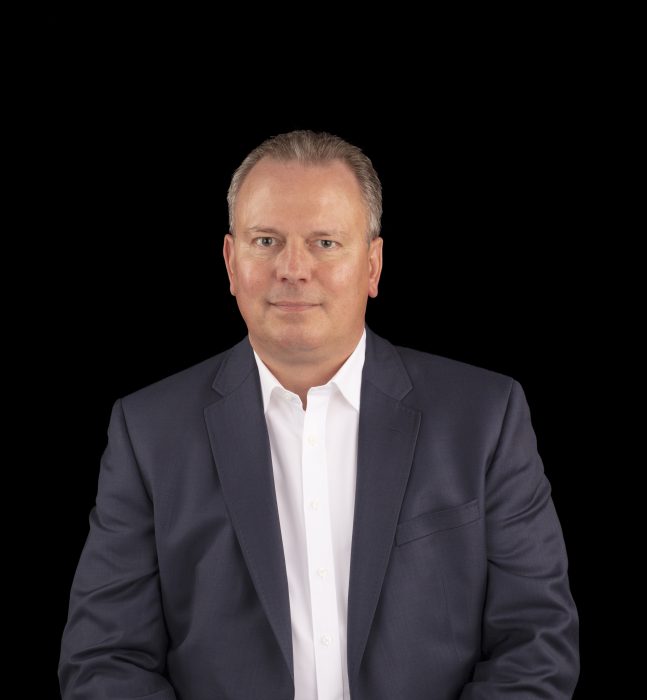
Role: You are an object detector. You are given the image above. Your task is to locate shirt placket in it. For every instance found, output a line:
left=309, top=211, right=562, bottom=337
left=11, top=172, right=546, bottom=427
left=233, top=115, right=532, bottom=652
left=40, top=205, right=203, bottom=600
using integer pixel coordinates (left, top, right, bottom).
left=301, top=387, right=344, bottom=700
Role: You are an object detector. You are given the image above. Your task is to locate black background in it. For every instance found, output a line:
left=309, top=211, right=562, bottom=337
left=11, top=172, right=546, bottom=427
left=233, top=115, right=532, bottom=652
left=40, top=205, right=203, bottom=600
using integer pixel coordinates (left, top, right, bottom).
left=36, top=13, right=620, bottom=698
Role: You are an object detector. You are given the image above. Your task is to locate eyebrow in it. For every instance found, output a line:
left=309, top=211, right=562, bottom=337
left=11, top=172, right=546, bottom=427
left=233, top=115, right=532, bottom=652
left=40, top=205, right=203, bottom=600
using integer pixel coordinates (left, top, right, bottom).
left=244, top=225, right=344, bottom=238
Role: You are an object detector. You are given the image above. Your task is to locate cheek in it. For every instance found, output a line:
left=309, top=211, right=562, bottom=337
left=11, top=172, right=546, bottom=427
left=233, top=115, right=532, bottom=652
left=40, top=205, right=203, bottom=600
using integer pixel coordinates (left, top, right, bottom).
left=236, top=261, right=269, bottom=299
left=325, top=260, right=368, bottom=294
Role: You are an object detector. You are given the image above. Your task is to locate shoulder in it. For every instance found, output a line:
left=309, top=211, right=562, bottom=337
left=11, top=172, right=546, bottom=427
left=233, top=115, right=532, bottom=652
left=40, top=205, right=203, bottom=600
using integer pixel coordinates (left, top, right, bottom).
left=380, top=340, right=523, bottom=439
left=115, top=340, right=240, bottom=426
left=396, top=342, right=511, bottom=384
left=387, top=337, right=516, bottom=408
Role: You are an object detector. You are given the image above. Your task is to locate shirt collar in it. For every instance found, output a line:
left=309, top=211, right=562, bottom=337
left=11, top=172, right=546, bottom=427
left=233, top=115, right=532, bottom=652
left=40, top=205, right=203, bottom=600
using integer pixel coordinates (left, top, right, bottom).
left=253, top=327, right=367, bottom=414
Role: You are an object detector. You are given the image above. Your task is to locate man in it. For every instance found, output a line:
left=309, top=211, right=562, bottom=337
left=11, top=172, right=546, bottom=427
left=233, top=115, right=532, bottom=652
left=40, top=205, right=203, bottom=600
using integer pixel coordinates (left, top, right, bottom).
left=59, top=130, right=580, bottom=699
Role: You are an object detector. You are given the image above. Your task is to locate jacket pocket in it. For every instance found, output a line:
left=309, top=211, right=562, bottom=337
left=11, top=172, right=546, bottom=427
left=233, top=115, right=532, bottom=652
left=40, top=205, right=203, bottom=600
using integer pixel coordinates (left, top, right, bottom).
left=395, top=498, right=480, bottom=546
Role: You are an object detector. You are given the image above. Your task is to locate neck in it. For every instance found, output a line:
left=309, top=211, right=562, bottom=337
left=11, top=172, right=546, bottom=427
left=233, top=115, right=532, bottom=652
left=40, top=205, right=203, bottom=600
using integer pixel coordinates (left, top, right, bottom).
left=251, top=329, right=363, bottom=409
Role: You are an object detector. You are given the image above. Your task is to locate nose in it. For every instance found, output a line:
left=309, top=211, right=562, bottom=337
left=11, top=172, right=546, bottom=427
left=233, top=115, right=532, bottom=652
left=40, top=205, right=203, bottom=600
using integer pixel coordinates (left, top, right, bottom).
left=275, top=239, right=312, bottom=284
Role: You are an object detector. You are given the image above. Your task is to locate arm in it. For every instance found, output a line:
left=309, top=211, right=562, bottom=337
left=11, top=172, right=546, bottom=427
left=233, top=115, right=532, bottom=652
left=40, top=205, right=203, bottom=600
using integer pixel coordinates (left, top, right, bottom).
left=459, top=379, right=580, bottom=699
left=59, top=398, right=177, bottom=700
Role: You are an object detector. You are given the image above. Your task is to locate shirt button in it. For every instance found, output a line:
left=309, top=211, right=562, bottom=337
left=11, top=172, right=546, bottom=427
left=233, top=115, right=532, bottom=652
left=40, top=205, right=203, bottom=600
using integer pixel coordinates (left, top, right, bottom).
left=321, top=634, right=332, bottom=646
left=317, top=567, right=328, bottom=578
left=307, top=434, right=318, bottom=446
left=309, top=499, right=320, bottom=510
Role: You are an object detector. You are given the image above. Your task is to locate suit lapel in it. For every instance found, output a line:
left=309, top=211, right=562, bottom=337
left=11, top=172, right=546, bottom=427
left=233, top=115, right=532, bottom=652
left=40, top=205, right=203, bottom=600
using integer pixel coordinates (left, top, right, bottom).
left=204, top=336, right=294, bottom=681
left=346, top=327, right=421, bottom=684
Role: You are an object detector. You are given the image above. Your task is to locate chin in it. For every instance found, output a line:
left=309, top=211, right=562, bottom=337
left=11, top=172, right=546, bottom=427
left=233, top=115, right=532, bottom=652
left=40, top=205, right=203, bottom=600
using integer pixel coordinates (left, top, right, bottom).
left=271, top=325, right=326, bottom=353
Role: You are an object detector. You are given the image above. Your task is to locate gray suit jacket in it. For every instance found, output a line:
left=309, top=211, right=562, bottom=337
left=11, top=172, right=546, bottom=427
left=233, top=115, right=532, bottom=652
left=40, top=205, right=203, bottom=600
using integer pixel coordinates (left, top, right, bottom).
left=59, top=325, right=579, bottom=699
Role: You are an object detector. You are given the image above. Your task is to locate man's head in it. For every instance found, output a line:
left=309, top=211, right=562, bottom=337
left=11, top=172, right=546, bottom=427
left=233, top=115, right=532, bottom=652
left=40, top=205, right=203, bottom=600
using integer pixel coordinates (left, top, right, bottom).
left=223, top=130, right=383, bottom=367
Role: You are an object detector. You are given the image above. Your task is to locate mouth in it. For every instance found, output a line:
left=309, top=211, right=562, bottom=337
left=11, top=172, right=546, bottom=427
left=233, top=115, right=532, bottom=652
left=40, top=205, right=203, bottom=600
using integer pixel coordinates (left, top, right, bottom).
left=270, top=302, right=320, bottom=312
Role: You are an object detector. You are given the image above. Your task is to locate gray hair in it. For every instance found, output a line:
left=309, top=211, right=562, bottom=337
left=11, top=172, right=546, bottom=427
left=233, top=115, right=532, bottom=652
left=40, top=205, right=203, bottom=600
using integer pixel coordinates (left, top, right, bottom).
left=227, top=129, right=382, bottom=243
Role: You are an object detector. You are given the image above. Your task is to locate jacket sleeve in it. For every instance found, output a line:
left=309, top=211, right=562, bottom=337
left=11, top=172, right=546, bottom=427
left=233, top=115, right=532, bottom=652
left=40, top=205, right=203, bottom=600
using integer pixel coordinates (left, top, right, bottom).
left=459, top=379, right=580, bottom=699
left=59, top=398, right=177, bottom=700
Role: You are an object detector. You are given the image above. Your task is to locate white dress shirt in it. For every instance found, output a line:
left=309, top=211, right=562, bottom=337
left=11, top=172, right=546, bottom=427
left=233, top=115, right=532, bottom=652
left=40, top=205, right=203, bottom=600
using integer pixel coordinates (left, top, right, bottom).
left=252, top=327, right=366, bottom=700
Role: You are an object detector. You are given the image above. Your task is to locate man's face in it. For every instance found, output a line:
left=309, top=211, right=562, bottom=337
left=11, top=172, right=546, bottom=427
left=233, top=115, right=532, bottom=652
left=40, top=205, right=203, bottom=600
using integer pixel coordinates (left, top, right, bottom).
left=223, top=158, right=382, bottom=362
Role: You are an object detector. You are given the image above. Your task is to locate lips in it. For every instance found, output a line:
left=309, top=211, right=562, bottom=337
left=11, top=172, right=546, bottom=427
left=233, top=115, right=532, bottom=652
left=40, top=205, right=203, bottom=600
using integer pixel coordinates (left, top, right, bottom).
left=270, top=301, right=320, bottom=311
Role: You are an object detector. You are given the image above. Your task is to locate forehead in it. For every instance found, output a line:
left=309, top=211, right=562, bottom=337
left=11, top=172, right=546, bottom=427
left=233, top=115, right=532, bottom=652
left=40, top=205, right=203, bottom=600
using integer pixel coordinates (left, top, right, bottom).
left=235, top=158, right=367, bottom=231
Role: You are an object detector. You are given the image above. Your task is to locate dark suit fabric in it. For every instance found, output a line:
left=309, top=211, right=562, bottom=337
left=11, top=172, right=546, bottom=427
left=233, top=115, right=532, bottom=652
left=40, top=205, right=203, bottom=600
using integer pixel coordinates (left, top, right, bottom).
left=59, top=326, right=579, bottom=699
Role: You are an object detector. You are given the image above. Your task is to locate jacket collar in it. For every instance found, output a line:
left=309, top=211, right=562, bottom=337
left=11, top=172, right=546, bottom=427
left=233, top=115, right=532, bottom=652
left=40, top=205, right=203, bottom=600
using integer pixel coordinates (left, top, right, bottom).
left=212, top=323, right=413, bottom=403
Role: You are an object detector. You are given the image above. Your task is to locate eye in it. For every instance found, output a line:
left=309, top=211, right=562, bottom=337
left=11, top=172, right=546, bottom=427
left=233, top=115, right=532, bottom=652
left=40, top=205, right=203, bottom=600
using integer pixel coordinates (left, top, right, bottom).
left=316, top=239, right=337, bottom=249
left=254, top=237, right=276, bottom=248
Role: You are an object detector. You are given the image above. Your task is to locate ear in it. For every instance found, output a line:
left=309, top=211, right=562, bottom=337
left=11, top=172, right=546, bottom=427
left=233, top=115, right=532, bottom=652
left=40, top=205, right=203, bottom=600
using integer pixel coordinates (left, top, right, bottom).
left=223, top=233, right=237, bottom=296
left=367, top=236, right=383, bottom=298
